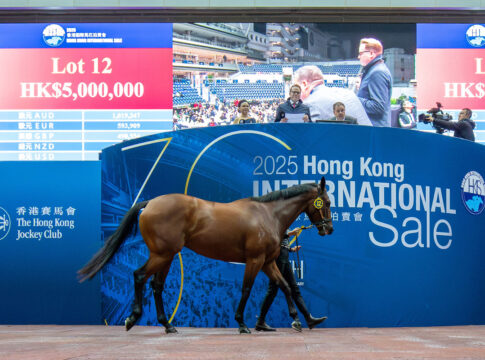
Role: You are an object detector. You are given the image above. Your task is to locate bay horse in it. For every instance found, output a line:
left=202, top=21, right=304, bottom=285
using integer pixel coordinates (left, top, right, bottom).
left=78, top=176, right=333, bottom=334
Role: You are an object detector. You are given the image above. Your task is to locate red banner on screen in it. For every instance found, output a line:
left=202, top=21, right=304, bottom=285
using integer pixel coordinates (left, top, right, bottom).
left=0, top=48, right=172, bottom=109
left=417, top=48, right=485, bottom=110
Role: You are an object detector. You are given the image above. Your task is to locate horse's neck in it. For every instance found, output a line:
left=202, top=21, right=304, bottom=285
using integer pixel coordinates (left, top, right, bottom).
left=272, top=193, right=311, bottom=233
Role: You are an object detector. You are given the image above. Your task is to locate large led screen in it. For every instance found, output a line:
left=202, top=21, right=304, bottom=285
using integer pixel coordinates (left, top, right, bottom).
left=0, top=22, right=483, bottom=161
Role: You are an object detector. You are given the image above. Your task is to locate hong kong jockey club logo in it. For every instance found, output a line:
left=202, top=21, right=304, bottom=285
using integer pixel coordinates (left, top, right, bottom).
left=466, top=24, right=485, bottom=48
left=461, top=171, right=485, bottom=215
left=0, top=206, right=11, bottom=241
left=42, top=24, right=66, bottom=47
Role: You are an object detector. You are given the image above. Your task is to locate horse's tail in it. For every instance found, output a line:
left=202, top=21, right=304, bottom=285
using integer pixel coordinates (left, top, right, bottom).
left=78, top=200, right=149, bottom=282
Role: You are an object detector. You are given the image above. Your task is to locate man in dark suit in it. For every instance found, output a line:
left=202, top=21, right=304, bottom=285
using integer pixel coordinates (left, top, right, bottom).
left=329, top=102, right=358, bottom=124
left=275, top=84, right=311, bottom=123
left=356, top=38, right=392, bottom=127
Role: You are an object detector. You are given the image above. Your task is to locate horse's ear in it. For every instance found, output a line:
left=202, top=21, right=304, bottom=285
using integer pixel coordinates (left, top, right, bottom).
left=320, top=176, right=326, bottom=191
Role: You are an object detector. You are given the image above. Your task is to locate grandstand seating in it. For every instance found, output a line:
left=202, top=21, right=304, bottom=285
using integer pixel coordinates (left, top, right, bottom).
left=238, top=63, right=360, bottom=76
left=174, top=77, right=349, bottom=105
left=331, top=64, right=360, bottom=76
left=238, top=64, right=283, bottom=73
left=324, top=79, right=348, bottom=88
left=173, top=80, right=205, bottom=106
left=209, top=82, right=284, bottom=101
left=174, top=63, right=360, bottom=105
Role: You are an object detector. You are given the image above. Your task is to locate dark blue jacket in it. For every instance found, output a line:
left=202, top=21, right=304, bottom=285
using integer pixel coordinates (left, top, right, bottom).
left=275, top=99, right=312, bottom=122
left=358, top=55, right=392, bottom=127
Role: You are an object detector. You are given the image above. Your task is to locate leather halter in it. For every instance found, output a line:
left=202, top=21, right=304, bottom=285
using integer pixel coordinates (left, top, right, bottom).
left=311, top=186, right=332, bottom=232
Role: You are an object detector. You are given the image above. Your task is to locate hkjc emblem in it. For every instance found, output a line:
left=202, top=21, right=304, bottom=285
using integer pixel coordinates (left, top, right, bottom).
left=0, top=206, right=11, bottom=241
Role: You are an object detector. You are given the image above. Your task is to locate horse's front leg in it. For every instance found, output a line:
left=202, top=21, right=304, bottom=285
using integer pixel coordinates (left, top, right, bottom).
left=235, top=256, right=265, bottom=334
left=262, top=260, right=301, bottom=331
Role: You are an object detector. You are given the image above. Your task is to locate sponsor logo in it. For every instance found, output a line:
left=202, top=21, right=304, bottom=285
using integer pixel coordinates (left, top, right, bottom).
left=43, top=24, right=66, bottom=47
left=466, top=24, right=485, bottom=48
left=461, top=171, right=485, bottom=215
left=0, top=207, right=11, bottom=240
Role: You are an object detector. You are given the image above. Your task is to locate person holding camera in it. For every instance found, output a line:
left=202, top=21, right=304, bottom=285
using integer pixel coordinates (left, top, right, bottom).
left=432, top=108, right=475, bottom=142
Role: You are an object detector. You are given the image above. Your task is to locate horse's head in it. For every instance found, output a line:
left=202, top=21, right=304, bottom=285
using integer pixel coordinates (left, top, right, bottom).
left=305, top=177, right=333, bottom=236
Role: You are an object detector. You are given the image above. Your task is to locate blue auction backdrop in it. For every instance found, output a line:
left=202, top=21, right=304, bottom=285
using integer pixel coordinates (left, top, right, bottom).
left=0, top=161, right=101, bottom=324
left=100, top=124, right=485, bottom=328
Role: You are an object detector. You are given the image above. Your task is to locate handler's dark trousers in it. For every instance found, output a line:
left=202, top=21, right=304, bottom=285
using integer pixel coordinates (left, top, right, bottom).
left=258, top=248, right=310, bottom=321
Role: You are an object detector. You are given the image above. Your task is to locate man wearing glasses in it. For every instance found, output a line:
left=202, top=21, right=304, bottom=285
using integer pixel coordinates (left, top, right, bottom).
left=356, top=38, right=392, bottom=127
left=292, top=65, right=371, bottom=125
left=275, top=84, right=311, bottom=123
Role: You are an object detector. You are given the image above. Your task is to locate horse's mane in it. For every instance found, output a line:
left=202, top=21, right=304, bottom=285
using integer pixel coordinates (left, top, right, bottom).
left=250, top=183, right=317, bottom=203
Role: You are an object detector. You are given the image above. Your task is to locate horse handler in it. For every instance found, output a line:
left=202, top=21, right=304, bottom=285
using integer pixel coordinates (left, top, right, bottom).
left=255, top=228, right=327, bottom=332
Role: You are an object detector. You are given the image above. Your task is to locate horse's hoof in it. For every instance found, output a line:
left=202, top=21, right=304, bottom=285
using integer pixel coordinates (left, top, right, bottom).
left=291, top=320, right=302, bottom=332
left=239, top=325, right=251, bottom=334
left=165, top=326, right=178, bottom=334
left=125, top=318, right=135, bottom=331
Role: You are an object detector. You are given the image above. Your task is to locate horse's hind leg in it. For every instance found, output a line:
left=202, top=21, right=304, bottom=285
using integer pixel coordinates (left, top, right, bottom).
left=235, top=256, right=265, bottom=334
left=262, top=261, right=301, bottom=331
left=151, top=258, right=177, bottom=334
left=125, top=255, right=165, bottom=331
left=125, top=262, right=148, bottom=331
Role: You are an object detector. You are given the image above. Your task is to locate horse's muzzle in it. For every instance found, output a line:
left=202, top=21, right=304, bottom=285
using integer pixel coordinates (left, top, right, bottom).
left=318, top=225, right=333, bottom=236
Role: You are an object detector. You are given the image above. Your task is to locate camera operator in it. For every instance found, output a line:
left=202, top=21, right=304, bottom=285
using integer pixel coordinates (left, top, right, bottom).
left=431, top=108, right=476, bottom=142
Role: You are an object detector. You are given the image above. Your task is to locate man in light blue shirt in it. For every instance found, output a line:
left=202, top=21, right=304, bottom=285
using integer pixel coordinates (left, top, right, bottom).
left=293, top=65, right=372, bottom=126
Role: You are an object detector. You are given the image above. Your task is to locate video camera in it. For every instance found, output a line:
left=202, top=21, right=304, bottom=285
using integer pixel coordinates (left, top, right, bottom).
left=418, top=102, right=453, bottom=134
